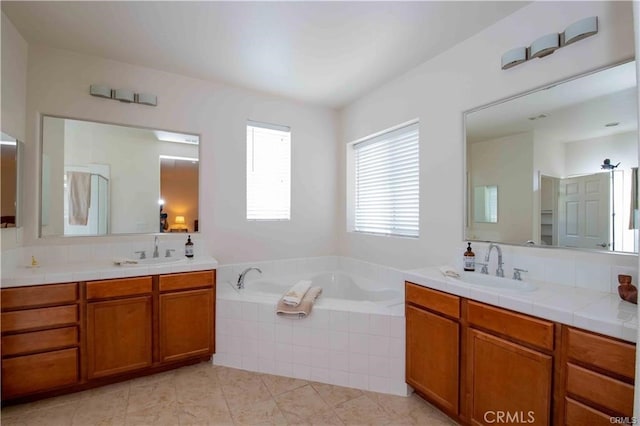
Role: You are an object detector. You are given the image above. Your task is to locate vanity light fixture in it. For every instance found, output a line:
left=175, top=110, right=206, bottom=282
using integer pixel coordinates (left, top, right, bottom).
left=529, top=33, right=560, bottom=59
left=90, top=84, right=112, bottom=98
left=563, top=16, right=598, bottom=46
left=113, top=89, right=135, bottom=103
left=89, top=85, right=158, bottom=107
left=501, top=16, right=598, bottom=70
left=136, top=93, right=158, bottom=106
left=501, top=47, right=528, bottom=70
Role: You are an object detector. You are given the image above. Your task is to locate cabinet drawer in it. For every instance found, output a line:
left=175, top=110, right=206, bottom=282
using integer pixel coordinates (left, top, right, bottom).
left=566, top=363, right=634, bottom=416
left=1, top=305, right=78, bottom=332
left=565, top=398, right=613, bottom=426
left=1, top=348, right=79, bottom=398
left=159, top=270, right=214, bottom=292
left=566, top=327, right=636, bottom=380
left=1, top=283, right=78, bottom=310
left=466, top=301, right=554, bottom=350
left=2, top=326, right=78, bottom=356
left=86, top=276, right=152, bottom=300
left=405, top=282, right=460, bottom=318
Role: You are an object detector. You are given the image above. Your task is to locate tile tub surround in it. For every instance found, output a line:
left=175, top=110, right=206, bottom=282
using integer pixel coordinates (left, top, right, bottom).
left=406, top=266, right=638, bottom=343
left=215, top=256, right=408, bottom=396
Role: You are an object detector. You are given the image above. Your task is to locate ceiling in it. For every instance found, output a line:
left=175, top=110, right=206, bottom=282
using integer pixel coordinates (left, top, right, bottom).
left=466, top=61, right=638, bottom=144
left=2, top=1, right=527, bottom=108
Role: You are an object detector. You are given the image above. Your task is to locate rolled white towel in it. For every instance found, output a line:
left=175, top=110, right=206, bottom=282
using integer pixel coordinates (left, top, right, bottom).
left=439, top=265, right=461, bottom=278
left=283, top=280, right=312, bottom=307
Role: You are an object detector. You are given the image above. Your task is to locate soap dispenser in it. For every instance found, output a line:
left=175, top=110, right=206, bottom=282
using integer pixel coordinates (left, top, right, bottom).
left=185, top=235, right=194, bottom=258
left=463, top=242, right=475, bottom=271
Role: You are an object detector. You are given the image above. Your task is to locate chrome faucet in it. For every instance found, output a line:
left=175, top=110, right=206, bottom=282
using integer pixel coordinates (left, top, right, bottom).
left=237, top=267, right=262, bottom=289
left=153, top=236, right=160, bottom=258
left=484, top=243, right=504, bottom=277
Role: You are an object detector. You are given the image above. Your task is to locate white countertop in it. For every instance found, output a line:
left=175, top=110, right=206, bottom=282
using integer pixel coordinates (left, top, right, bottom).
left=405, top=267, right=638, bottom=343
left=0, top=255, right=219, bottom=288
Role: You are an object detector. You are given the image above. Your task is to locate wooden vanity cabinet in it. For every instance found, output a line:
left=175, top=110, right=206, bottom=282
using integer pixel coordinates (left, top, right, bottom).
left=1, top=270, right=216, bottom=403
left=405, top=283, right=460, bottom=417
left=158, top=270, right=215, bottom=363
left=1, top=283, right=80, bottom=399
left=85, top=277, right=153, bottom=379
left=465, top=301, right=554, bottom=426
left=560, top=326, right=636, bottom=425
left=405, top=282, right=637, bottom=426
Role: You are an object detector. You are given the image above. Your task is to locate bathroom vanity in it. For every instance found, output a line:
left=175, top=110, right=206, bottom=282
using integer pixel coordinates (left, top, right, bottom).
left=405, top=279, right=636, bottom=426
left=1, top=268, right=216, bottom=403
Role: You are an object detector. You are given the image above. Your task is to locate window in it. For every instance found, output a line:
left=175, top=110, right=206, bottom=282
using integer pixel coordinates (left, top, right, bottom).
left=246, top=121, right=291, bottom=220
left=351, top=122, right=419, bottom=237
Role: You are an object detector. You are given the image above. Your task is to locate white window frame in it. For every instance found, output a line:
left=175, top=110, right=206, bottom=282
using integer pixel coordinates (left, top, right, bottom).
left=246, top=120, right=291, bottom=221
left=347, top=120, right=420, bottom=238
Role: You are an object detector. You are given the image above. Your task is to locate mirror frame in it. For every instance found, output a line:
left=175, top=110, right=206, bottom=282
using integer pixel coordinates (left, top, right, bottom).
left=38, top=114, right=202, bottom=238
left=1, top=133, right=22, bottom=230
left=462, top=58, right=638, bottom=255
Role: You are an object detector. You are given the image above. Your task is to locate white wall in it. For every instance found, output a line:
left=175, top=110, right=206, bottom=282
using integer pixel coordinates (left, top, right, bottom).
left=468, top=132, right=533, bottom=244
left=1, top=13, right=27, bottom=142
left=564, top=131, right=638, bottom=176
left=1, top=12, right=28, bottom=250
left=23, top=45, right=337, bottom=263
left=338, top=1, right=635, bottom=269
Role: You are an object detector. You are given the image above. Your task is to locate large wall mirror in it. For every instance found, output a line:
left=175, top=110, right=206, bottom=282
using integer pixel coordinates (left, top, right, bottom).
left=465, top=60, right=638, bottom=253
left=1, top=131, right=21, bottom=229
left=40, top=116, right=200, bottom=237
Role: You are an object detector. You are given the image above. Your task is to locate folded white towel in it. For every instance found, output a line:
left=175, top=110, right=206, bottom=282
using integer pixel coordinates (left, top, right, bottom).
left=283, top=280, right=312, bottom=307
left=439, top=265, right=461, bottom=278
left=277, top=287, right=323, bottom=318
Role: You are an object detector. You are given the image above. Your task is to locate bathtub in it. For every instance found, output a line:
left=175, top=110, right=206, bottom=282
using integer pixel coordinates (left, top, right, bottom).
left=215, top=260, right=409, bottom=396
left=233, top=271, right=403, bottom=309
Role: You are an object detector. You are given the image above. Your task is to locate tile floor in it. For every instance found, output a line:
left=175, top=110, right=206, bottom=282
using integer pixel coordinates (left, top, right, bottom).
left=0, top=362, right=458, bottom=425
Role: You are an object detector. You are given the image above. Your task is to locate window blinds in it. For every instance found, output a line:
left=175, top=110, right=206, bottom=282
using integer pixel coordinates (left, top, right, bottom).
left=246, top=121, right=291, bottom=220
left=353, top=123, right=419, bottom=237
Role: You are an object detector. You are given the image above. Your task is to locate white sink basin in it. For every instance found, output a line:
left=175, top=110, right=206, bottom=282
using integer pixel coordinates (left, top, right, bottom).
left=113, top=257, right=187, bottom=266
left=138, top=257, right=186, bottom=265
left=448, top=271, right=537, bottom=292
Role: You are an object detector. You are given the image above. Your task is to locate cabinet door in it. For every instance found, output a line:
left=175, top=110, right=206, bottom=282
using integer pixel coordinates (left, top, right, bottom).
left=86, top=296, right=152, bottom=379
left=159, top=288, right=214, bottom=363
left=2, top=348, right=79, bottom=398
left=406, top=304, right=459, bottom=414
left=468, top=329, right=552, bottom=426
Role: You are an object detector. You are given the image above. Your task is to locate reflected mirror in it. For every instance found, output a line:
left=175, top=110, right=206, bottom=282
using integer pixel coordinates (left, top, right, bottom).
left=1, top=131, right=21, bottom=229
left=40, top=116, right=200, bottom=237
left=465, top=60, right=638, bottom=253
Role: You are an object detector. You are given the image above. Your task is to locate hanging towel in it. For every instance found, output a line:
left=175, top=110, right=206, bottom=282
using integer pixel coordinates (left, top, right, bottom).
left=68, top=171, right=92, bottom=225
left=277, top=287, right=322, bottom=318
left=282, top=280, right=312, bottom=306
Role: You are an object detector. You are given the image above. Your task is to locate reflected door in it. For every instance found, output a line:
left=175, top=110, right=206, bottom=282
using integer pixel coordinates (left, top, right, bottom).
left=558, top=173, right=610, bottom=249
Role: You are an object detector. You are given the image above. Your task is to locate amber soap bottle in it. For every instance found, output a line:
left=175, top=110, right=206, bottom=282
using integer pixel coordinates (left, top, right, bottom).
left=185, top=235, right=194, bottom=258
left=463, top=242, right=475, bottom=271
